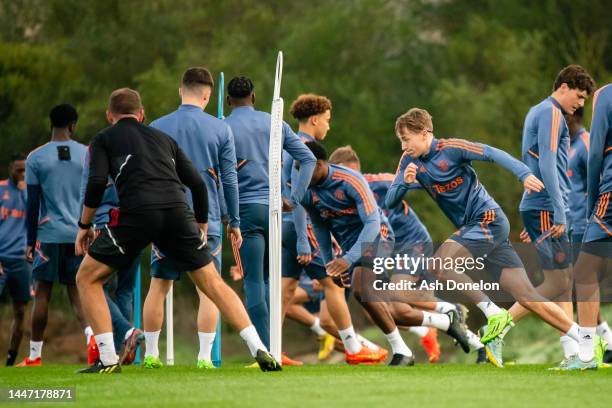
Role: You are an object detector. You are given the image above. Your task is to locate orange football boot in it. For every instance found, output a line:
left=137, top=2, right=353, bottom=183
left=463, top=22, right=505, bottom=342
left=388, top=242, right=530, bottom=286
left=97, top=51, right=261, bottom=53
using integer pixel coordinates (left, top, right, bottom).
left=16, top=357, right=42, bottom=367
left=281, top=352, right=304, bottom=366
left=345, top=346, right=385, bottom=365
left=421, top=328, right=440, bottom=363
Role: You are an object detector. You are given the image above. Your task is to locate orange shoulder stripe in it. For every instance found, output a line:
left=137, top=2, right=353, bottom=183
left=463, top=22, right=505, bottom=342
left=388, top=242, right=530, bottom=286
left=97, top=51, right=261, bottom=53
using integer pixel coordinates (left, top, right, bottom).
left=550, top=106, right=561, bottom=152
left=332, top=171, right=376, bottom=215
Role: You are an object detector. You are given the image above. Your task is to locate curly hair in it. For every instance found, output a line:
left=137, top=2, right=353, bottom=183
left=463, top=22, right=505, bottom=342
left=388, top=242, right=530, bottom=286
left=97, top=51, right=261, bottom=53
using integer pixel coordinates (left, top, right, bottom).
left=553, top=65, right=596, bottom=95
left=290, top=94, right=332, bottom=122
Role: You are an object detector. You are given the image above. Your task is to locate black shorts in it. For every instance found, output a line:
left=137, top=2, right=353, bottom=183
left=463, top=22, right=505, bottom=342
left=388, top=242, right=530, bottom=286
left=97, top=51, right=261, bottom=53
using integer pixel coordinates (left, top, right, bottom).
left=88, top=205, right=212, bottom=272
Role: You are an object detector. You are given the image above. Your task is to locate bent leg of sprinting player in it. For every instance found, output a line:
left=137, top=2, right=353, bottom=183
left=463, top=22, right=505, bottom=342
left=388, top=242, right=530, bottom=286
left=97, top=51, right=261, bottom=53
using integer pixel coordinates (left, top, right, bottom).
left=352, top=266, right=414, bottom=365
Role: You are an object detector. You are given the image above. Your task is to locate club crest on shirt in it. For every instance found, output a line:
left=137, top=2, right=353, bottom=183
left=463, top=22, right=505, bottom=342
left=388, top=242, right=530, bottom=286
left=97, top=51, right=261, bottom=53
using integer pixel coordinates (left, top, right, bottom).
left=335, top=190, right=346, bottom=201
left=2, top=191, right=9, bottom=200
left=436, top=160, right=449, bottom=172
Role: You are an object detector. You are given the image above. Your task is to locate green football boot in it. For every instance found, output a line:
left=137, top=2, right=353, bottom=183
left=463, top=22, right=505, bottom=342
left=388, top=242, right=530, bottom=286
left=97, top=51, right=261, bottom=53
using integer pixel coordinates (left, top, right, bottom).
left=143, top=355, right=163, bottom=369
left=481, top=309, right=513, bottom=344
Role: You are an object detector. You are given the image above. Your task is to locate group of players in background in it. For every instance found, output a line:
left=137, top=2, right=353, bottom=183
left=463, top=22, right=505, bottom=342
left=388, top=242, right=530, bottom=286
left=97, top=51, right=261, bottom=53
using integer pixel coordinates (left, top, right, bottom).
left=1, top=63, right=611, bottom=372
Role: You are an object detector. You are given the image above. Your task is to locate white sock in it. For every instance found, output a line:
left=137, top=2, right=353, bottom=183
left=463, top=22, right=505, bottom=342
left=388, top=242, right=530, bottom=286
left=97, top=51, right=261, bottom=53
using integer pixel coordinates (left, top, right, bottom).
left=384, top=328, right=413, bottom=357
left=310, top=318, right=327, bottom=336
left=239, top=325, right=267, bottom=357
left=466, top=330, right=484, bottom=350
left=29, top=341, right=43, bottom=360
left=124, top=328, right=135, bottom=340
left=144, top=330, right=161, bottom=358
left=434, top=302, right=456, bottom=314
left=95, top=332, right=119, bottom=365
left=421, top=311, right=450, bottom=331
left=198, top=332, right=216, bottom=361
left=408, top=326, right=429, bottom=338
left=338, top=326, right=362, bottom=354
left=560, top=335, right=579, bottom=358
left=565, top=322, right=580, bottom=343
left=596, top=321, right=612, bottom=350
left=84, top=326, right=94, bottom=345
left=476, top=300, right=502, bottom=318
left=357, top=334, right=379, bottom=351
left=578, top=327, right=596, bottom=362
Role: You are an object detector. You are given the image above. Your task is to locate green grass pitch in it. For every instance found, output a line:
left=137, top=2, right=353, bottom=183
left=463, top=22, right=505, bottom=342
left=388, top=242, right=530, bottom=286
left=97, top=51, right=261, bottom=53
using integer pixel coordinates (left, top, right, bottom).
left=1, top=363, right=610, bottom=407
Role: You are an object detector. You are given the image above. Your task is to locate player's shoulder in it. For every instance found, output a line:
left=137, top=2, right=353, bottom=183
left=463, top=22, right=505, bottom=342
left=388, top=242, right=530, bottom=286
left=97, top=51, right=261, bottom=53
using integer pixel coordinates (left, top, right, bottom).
left=593, top=84, right=612, bottom=109
left=331, top=164, right=368, bottom=186
left=70, top=139, right=88, bottom=152
left=436, top=137, right=483, bottom=152
left=363, top=173, right=395, bottom=183
left=26, top=142, right=51, bottom=161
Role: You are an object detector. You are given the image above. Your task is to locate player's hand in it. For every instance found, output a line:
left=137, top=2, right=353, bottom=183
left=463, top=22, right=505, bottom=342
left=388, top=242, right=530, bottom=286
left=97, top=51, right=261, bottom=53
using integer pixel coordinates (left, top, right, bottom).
left=326, top=258, right=350, bottom=277
left=25, top=246, right=34, bottom=263
left=75, top=228, right=94, bottom=256
left=227, top=225, right=243, bottom=248
left=403, top=163, right=418, bottom=184
left=0, top=262, right=4, bottom=276
left=519, top=228, right=531, bottom=243
left=229, top=265, right=243, bottom=281
left=523, top=175, right=544, bottom=194
left=297, top=253, right=312, bottom=266
left=199, top=223, right=208, bottom=244
left=311, top=279, right=323, bottom=292
left=282, top=198, right=294, bottom=212
left=550, top=223, right=566, bottom=238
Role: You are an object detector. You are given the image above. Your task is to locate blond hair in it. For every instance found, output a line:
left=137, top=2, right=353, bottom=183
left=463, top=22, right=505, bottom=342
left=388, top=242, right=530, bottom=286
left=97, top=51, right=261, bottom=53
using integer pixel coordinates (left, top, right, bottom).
left=329, top=145, right=360, bottom=167
left=395, top=108, right=433, bottom=135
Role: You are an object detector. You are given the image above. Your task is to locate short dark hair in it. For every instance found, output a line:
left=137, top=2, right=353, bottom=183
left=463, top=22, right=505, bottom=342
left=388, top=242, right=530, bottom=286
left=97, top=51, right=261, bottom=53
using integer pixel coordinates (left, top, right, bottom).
left=553, top=65, right=596, bottom=94
left=49, top=104, right=78, bottom=128
left=181, top=67, right=214, bottom=89
left=10, top=152, right=26, bottom=163
left=227, top=76, right=254, bottom=98
left=108, top=88, right=143, bottom=115
left=290, top=94, right=332, bottom=122
left=304, top=141, right=328, bottom=161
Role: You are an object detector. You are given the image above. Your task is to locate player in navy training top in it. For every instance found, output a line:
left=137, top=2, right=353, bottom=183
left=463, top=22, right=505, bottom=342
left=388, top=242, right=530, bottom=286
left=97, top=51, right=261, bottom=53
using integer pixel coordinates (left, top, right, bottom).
left=388, top=108, right=582, bottom=368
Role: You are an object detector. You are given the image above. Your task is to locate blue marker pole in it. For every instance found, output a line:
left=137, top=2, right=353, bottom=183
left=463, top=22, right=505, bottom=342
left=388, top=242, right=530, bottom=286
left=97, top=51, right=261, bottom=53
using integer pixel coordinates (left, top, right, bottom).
left=133, top=264, right=142, bottom=364
left=211, top=71, right=224, bottom=368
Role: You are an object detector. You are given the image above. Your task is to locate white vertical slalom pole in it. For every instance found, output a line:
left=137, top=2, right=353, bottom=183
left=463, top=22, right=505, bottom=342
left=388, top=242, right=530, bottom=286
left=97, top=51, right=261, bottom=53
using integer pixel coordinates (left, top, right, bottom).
left=268, top=51, right=284, bottom=363
left=166, top=287, right=174, bottom=365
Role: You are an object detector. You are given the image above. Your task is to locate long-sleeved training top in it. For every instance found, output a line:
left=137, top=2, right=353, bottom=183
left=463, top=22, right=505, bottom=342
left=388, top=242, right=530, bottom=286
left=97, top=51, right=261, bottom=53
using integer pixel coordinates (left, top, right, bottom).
left=588, top=84, right=612, bottom=212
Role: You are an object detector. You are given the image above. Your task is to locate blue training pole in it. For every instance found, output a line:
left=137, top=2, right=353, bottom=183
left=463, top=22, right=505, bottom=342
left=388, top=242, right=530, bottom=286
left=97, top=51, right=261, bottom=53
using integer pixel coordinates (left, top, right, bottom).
left=133, top=264, right=142, bottom=364
left=211, top=71, right=224, bottom=368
